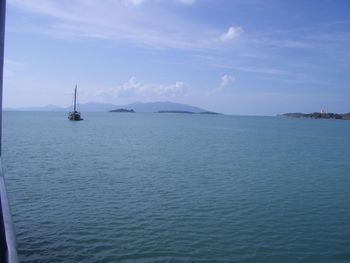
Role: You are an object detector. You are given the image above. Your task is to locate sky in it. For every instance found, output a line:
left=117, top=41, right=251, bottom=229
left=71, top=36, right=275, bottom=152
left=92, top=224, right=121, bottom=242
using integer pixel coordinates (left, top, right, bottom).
left=3, top=0, right=350, bottom=115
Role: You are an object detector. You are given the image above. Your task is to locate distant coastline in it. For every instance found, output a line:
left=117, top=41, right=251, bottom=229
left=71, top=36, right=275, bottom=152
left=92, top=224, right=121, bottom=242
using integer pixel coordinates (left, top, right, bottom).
left=109, top=108, right=135, bottom=113
left=157, top=110, right=221, bottom=115
left=281, top=112, right=350, bottom=120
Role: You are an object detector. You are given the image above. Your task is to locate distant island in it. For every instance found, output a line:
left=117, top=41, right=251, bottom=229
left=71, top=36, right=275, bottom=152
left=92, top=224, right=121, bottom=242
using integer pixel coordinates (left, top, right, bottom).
left=109, top=108, right=135, bottom=113
left=281, top=112, right=350, bottom=120
left=199, top=111, right=222, bottom=115
left=157, top=110, right=221, bottom=115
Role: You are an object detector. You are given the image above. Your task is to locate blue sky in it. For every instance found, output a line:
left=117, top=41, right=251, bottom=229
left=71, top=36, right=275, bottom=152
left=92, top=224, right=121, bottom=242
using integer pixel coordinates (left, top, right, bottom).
left=3, top=0, right=350, bottom=115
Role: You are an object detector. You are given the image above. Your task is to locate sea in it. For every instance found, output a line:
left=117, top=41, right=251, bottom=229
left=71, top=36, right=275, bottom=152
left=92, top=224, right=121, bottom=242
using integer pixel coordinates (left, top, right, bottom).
left=2, top=111, right=350, bottom=263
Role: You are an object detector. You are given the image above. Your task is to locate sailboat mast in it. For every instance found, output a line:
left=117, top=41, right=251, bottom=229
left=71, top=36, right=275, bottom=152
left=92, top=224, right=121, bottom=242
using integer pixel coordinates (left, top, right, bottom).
left=74, top=85, right=77, bottom=112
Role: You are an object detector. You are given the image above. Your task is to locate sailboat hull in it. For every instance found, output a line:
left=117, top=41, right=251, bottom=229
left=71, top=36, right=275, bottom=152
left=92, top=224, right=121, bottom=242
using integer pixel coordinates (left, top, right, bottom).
left=68, top=111, right=83, bottom=121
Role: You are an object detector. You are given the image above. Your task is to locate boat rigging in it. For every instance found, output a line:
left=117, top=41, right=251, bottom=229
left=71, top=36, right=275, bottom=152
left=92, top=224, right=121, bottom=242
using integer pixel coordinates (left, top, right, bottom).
left=68, top=85, right=83, bottom=121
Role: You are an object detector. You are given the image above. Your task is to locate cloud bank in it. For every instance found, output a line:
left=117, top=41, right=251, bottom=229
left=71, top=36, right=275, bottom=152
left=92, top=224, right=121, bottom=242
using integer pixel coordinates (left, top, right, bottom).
left=96, top=77, right=190, bottom=100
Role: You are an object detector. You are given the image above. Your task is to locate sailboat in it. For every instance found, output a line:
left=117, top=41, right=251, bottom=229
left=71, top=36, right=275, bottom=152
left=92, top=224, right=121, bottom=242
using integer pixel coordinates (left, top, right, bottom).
left=68, top=85, right=83, bottom=121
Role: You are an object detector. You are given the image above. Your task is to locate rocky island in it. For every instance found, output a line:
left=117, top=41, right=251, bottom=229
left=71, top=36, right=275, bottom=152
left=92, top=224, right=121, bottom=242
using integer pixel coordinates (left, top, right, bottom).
left=281, top=112, right=350, bottom=120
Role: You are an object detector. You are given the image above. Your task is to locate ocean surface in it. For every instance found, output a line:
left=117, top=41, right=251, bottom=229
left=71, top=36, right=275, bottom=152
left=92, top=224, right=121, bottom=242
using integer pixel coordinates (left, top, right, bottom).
left=2, top=111, right=350, bottom=263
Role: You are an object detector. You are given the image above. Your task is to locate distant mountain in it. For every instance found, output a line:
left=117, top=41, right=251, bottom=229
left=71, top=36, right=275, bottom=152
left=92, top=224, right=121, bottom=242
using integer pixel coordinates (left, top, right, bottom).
left=78, top=101, right=207, bottom=112
left=5, top=101, right=209, bottom=113
left=157, top=110, right=195, bottom=114
left=5, top=103, right=118, bottom=112
left=157, top=110, right=221, bottom=115
left=4, top=104, right=64, bottom=111
left=123, top=101, right=206, bottom=113
left=64, top=102, right=119, bottom=112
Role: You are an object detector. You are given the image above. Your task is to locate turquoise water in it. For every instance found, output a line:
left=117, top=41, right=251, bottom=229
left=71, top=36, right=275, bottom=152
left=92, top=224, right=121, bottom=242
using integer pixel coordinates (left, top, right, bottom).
left=3, top=112, right=350, bottom=263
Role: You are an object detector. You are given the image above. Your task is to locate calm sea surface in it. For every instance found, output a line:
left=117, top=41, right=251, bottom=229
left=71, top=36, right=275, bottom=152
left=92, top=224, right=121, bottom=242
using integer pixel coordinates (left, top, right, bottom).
left=3, top=112, right=350, bottom=263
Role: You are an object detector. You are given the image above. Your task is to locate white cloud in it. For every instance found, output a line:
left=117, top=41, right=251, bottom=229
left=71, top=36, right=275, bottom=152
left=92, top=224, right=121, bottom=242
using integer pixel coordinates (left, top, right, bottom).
left=208, top=74, right=235, bottom=95
left=124, top=0, right=146, bottom=7
left=177, top=0, right=196, bottom=5
left=115, top=76, right=144, bottom=97
left=96, top=77, right=190, bottom=100
left=156, top=81, right=189, bottom=96
left=220, top=74, right=234, bottom=87
left=220, top=26, right=244, bottom=41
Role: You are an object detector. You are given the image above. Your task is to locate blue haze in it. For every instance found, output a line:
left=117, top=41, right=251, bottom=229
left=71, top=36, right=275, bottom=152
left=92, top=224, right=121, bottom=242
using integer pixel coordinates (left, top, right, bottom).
left=3, top=112, right=350, bottom=262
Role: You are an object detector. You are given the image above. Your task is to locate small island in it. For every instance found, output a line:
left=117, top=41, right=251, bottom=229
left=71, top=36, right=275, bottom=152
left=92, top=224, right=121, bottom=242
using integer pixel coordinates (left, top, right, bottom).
left=281, top=112, right=350, bottom=120
left=109, top=108, right=135, bottom=113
